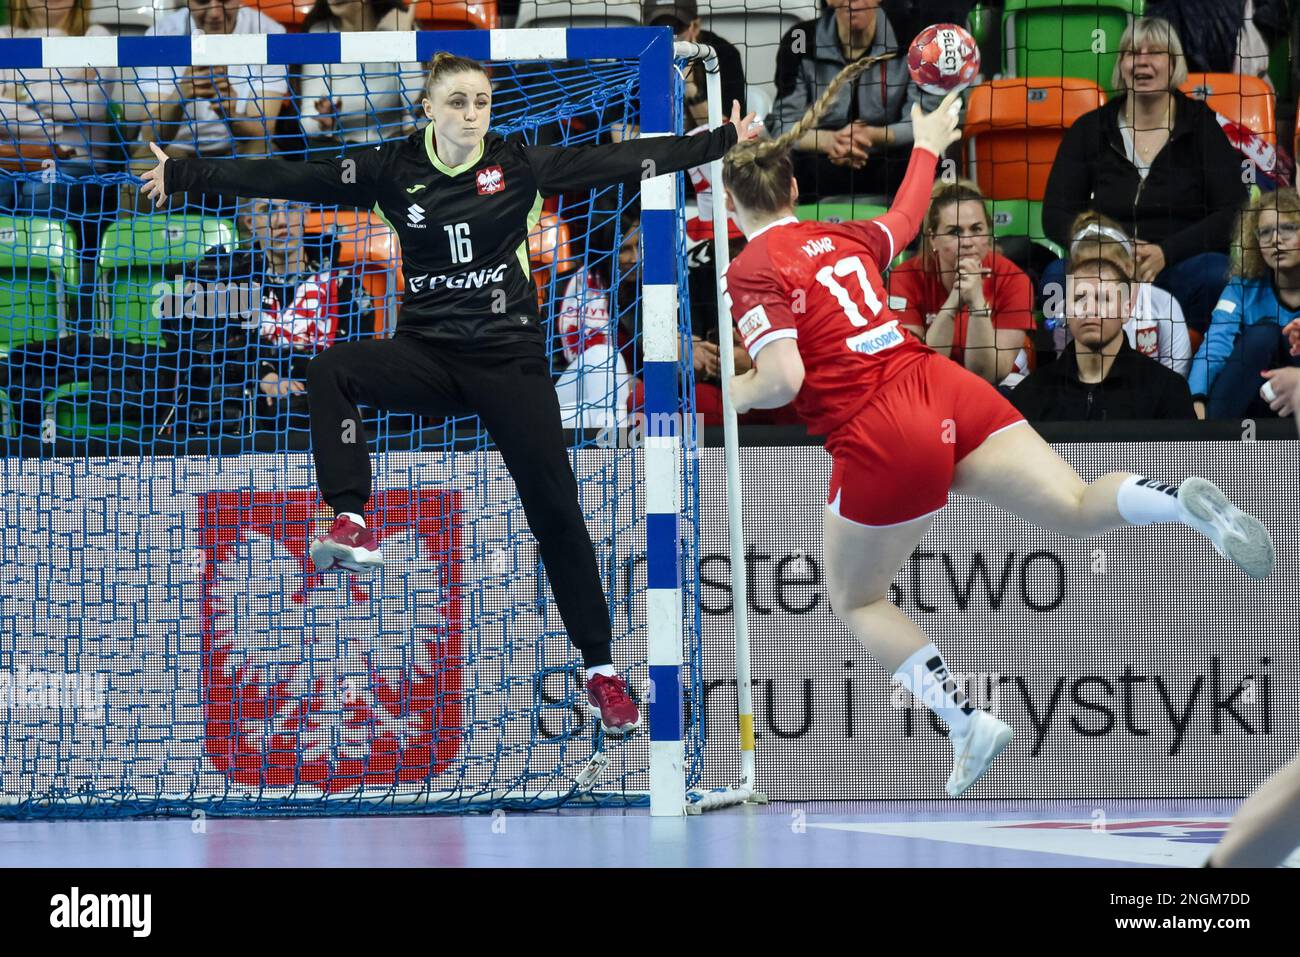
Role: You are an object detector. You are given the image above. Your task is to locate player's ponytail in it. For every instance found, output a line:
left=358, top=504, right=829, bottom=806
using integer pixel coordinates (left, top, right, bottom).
left=723, top=53, right=894, bottom=217
left=422, top=51, right=490, bottom=101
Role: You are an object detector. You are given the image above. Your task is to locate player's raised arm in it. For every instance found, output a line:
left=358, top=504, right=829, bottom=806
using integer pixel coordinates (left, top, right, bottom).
left=522, top=100, right=762, bottom=196
left=140, top=140, right=384, bottom=210
left=855, top=89, right=965, bottom=258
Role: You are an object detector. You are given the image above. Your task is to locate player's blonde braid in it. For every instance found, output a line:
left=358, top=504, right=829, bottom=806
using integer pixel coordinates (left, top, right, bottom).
left=723, top=52, right=895, bottom=214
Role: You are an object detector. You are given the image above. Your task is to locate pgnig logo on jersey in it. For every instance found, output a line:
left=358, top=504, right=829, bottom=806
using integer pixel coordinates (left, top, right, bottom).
left=197, top=490, right=464, bottom=792
left=476, top=164, right=505, bottom=195
left=407, top=203, right=426, bottom=228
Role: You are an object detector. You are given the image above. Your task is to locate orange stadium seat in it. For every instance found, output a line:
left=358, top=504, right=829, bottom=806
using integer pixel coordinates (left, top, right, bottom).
left=1179, top=73, right=1277, bottom=146
left=243, top=0, right=311, bottom=28
left=528, top=210, right=574, bottom=305
left=303, top=210, right=400, bottom=335
left=963, top=77, right=1107, bottom=201
left=412, top=0, right=498, bottom=29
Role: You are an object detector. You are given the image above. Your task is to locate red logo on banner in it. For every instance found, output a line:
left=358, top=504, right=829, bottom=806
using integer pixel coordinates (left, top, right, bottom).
left=476, top=165, right=505, bottom=195
left=199, top=490, right=463, bottom=791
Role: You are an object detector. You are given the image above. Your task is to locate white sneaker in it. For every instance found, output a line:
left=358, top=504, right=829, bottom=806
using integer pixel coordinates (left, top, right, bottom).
left=946, top=711, right=1013, bottom=797
left=1177, top=477, right=1275, bottom=580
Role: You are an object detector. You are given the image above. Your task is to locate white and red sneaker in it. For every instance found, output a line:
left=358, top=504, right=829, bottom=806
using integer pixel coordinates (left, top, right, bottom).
left=309, top=515, right=383, bottom=574
left=586, top=673, right=640, bottom=735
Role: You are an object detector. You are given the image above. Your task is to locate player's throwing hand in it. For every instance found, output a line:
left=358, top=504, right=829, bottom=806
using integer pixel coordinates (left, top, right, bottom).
left=911, top=89, right=964, bottom=156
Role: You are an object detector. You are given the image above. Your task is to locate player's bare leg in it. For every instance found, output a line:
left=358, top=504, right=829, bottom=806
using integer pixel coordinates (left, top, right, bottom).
left=951, top=421, right=1274, bottom=578
left=823, top=507, right=1012, bottom=797
left=1207, top=753, right=1300, bottom=867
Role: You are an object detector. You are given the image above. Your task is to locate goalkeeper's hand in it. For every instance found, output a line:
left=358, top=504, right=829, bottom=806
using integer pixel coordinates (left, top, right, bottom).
left=729, top=100, right=762, bottom=142
left=141, top=142, right=169, bottom=209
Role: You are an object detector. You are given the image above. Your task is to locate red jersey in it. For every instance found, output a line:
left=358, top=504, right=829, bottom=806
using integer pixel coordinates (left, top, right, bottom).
left=887, top=252, right=1034, bottom=364
left=725, top=215, right=933, bottom=434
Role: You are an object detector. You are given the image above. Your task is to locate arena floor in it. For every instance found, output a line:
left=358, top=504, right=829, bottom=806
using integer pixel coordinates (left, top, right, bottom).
left=5, top=799, right=1290, bottom=867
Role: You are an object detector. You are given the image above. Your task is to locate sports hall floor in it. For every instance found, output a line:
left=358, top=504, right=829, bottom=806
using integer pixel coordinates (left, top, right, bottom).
left=5, top=799, right=1290, bottom=867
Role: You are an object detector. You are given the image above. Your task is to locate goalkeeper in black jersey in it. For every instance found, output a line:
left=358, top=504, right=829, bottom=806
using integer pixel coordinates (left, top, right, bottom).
left=142, top=51, right=762, bottom=733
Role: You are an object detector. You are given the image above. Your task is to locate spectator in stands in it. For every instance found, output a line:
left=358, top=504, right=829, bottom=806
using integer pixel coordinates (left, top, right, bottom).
left=888, top=178, right=1035, bottom=387
left=1050, top=212, right=1194, bottom=378
left=769, top=0, right=943, bottom=201
left=299, top=0, right=423, bottom=146
left=641, top=0, right=746, bottom=122
left=876, top=1, right=980, bottom=50
left=1041, top=17, right=1246, bottom=338
left=1187, top=187, right=1300, bottom=419
left=0, top=0, right=113, bottom=174
left=1010, top=220, right=1197, bottom=420
left=0, top=0, right=115, bottom=327
left=125, top=0, right=288, bottom=207
left=176, top=198, right=367, bottom=434
left=1145, top=0, right=1292, bottom=93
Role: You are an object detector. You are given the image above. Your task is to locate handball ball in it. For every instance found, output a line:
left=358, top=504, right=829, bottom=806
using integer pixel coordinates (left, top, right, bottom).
left=907, top=23, right=980, bottom=95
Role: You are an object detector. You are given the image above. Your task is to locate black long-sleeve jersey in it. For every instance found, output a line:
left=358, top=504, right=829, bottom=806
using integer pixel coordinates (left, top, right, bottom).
left=166, top=123, right=740, bottom=357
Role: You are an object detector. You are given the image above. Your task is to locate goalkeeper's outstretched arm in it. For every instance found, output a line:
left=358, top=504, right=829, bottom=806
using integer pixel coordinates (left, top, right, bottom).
left=524, top=100, right=763, bottom=196
left=141, top=141, right=382, bottom=210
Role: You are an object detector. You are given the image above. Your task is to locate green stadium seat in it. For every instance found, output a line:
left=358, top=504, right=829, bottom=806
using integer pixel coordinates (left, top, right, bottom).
left=43, top=380, right=144, bottom=442
left=987, top=198, right=1065, bottom=258
left=0, top=216, right=78, bottom=351
left=1002, top=0, right=1144, bottom=94
left=97, top=215, right=237, bottom=344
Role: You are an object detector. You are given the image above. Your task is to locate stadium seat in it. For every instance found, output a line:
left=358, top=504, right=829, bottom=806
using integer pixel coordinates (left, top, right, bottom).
left=1179, top=73, right=1276, bottom=146
left=528, top=210, right=574, bottom=305
left=303, top=210, right=400, bottom=336
left=1002, top=0, right=1143, bottom=94
left=0, top=216, right=78, bottom=351
left=43, top=380, right=144, bottom=442
left=963, top=77, right=1108, bottom=201
left=987, top=198, right=1064, bottom=258
left=515, top=1, right=641, bottom=29
left=796, top=199, right=888, bottom=225
left=698, top=0, right=818, bottom=120
left=88, top=0, right=182, bottom=33
left=97, top=215, right=237, bottom=344
left=412, top=0, right=498, bottom=29
left=240, top=0, right=309, bottom=28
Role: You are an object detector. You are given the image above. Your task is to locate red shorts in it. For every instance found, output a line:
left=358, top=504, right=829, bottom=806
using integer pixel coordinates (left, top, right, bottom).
left=825, top=352, right=1027, bottom=526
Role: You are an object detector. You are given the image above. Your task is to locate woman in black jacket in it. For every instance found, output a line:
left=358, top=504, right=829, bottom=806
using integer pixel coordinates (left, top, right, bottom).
left=1040, top=16, right=1246, bottom=335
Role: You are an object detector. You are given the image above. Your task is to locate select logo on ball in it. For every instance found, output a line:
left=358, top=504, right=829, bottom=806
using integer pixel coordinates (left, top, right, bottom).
left=908, top=23, right=981, bottom=95
left=199, top=489, right=464, bottom=792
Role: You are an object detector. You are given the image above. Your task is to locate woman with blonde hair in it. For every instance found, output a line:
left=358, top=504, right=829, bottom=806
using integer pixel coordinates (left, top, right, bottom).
left=141, top=51, right=763, bottom=735
left=887, top=177, right=1034, bottom=386
left=1041, top=16, right=1245, bottom=337
left=1190, top=187, right=1300, bottom=418
left=722, top=55, right=1274, bottom=798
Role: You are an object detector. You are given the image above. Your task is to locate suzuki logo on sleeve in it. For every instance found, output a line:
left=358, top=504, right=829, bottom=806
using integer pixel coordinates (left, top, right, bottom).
left=476, top=165, right=505, bottom=195
left=407, top=203, right=427, bottom=228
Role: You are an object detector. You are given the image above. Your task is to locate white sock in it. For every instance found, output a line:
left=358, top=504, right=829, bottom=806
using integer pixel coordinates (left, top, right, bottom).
left=339, top=512, right=366, bottom=528
left=894, top=643, right=976, bottom=739
left=586, top=665, right=616, bottom=681
left=1116, top=475, right=1182, bottom=526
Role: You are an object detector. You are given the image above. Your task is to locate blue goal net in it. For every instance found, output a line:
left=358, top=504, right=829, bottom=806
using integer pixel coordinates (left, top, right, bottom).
left=0, top=28, right=707, bottom=817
